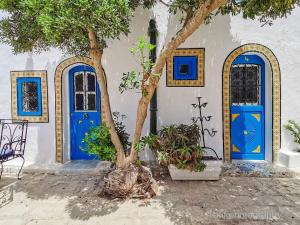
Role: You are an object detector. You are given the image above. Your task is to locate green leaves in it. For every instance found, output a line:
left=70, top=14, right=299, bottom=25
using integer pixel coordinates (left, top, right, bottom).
left=119, top=71, right=141, bottom=93
left=284, top=120, right=300, bottom=152
left=221, top=0, right=300, bottom=26
left=81, top=112, right=131, bottom=161
left=169, top=0, right=300, bottom=26
left=1, top=0, right=299, bottom=55
left=141, top=124, right=206, bottom=172
left=0, top=0, right=135, bottom=55
left=81, top=124, right=117, bottom=161
left=119, top=35, right=158, bottom=94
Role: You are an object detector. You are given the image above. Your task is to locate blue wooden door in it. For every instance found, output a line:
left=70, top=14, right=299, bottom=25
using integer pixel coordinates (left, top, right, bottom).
left=69, top=65, right=101, bottom=160
left=230, top=55, right=265, bottom=160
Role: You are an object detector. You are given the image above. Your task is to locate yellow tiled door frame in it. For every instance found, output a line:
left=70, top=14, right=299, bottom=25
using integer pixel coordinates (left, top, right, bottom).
left=55, top=56, right=105, bottom=163
left=222, top=44, right=281, bottom=162
left=11, top=71, right=49, bottom=123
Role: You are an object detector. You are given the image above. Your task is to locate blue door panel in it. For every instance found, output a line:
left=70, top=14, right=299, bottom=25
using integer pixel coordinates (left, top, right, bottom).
left=231, top=110, right=265, bottom=159
left=69, top=65, right=101, bottom=160
left=231, top=55, right=265, bottom=160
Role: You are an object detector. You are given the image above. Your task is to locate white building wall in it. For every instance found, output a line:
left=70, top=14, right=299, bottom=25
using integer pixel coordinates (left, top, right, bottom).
left=0, top=6, right=300, bottom=165
left=0, top=42, right=63, bottom=165
left=0, top=9, right=152, bottom=165
left=155, top=5, right=300, bottom=159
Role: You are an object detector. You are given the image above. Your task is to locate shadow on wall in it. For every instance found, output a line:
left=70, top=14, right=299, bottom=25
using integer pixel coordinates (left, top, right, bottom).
left=157, top=14, right=242, bottom=156
left=103, top=7, right=152, bottom=139
left=33, top=58, right=61, bottom=164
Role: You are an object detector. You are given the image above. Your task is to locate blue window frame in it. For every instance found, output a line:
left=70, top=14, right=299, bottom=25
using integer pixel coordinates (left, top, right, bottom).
left=173, top=56, right=198, bottom=80
left=17, top=77, right=42, bottom=116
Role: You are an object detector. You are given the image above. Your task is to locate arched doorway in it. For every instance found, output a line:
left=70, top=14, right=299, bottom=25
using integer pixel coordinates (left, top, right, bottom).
left=222, top=44, right=281, bottom=162
left=55, top=56, right=105, bottom=163
left=69, top=65, right=101, bottom=160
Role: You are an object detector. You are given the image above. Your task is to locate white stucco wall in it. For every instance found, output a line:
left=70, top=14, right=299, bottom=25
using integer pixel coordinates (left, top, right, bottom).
left=1, top=5, right=300, bottom=165
left=0, top=9, right=152, bottom=165
left=229, top=8, right=300, bottom=153
left=154, top=4, right=300, bottom=160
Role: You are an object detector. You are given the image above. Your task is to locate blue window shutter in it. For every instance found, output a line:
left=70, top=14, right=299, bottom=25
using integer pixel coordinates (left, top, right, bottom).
left=17, top=77, right=42, bottom=116
left=173, top=56, right=198, bottom=81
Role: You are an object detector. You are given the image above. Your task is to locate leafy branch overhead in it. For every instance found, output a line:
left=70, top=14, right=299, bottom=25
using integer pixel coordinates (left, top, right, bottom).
left=119, top=36, right=159, bottom=95
left=169, top=0, right=300, bottom=25
left=0, top=0, right=155, bottom=55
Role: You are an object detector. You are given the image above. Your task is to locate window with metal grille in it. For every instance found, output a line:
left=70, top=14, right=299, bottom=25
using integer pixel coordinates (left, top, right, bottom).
left=17, top=77, right=42, bottom=116
left=230, top=64, right=261, bottom=105
left=74, top=71, right=97, bottom=111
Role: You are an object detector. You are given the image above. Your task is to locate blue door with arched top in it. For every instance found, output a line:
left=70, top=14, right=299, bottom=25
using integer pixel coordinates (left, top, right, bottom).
left=230, top=55, right=265, bottom=160
left=69, top=65, right=101, bottom=160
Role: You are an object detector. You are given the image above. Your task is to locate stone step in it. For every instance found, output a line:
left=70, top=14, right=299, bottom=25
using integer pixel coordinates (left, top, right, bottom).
left=23, top=160, right=113, bottom=176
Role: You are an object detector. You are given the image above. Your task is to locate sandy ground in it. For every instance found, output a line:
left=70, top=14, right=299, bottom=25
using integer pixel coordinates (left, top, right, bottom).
left=0, top=173, right=300, bottom=225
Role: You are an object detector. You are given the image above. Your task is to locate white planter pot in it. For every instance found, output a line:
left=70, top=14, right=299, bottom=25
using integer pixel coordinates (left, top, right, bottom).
left=279, top=150, right=300, bottom=169
left=168, top=160, right=223, bottom=181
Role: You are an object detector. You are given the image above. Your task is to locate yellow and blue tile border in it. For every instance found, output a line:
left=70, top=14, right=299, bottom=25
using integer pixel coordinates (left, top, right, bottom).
left=222, top=43, right=281, bottom=162
left=166, top=48, right=205, bottom=87
left=11, top=70, right=49, bottom=123
left=55, top=56, right=105, bottom=163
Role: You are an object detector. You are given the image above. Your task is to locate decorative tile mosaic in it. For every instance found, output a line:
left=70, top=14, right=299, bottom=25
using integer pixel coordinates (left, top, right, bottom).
left=167, top=48, right=205, bottom=87
left=11, top=71, right=48, bottom=123
left=55, top=56, right=105, bottom=163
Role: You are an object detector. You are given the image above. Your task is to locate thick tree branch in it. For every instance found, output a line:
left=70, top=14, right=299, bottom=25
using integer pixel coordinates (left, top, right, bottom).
left=159, top=0, right=170, bottom=7
left=128, top=0, right=228, bottom=163
left=88, top=29, right=126, bottom=168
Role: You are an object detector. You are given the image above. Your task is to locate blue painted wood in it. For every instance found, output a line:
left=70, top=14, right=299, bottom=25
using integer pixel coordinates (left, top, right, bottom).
left=17, top=77, right=42, bottom=116
left=69, top=65, right=101, bottom=160
left=173, top=56, right=198, bottom=80
left=231, top=55, right=265, bottom=160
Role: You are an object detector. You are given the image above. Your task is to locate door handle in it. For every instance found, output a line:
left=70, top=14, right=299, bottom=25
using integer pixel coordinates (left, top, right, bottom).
left=83, top=113, right=88, bottom=120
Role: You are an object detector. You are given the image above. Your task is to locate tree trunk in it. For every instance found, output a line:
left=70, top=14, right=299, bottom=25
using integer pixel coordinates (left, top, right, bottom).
left=88, top=29, right=126, bottom=168
left=128, top=0, right=228, bottom=163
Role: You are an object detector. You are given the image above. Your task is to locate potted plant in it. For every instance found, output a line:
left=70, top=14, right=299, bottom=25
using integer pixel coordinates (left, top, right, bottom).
left=143, top=124, right=222, bottom=180
left=279, top=120, right=300, bottom=169
left=284, top=120, right=300, bottom=152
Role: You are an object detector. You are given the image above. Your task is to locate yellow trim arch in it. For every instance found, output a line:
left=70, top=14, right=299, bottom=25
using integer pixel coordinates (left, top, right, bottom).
left=222, top=44, right=281, bottom=162
left=55, top=56, right=105, bottom=163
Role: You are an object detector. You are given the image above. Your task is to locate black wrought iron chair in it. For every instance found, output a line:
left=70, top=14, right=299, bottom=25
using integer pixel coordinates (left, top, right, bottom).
left=0, top=119, right=28, bottom=180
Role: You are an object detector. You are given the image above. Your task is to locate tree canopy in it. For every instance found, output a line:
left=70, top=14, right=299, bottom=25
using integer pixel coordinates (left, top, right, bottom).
left=169, top=0, right=300, bottom=25
left=1, top=0, right=299, bottom=55
left=0, top=0, right=154, bottom=55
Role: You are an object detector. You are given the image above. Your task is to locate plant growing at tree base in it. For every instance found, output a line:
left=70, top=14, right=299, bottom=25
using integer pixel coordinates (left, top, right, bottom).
left=142, top=124, right=207, bottom=172
left=82, top=112, right=131, bottom=162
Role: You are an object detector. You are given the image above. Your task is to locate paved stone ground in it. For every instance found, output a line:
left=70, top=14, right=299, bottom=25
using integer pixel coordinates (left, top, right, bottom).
left=0, top=173, right=299, bottom=225
left=222, top=161, right=300, bottom=178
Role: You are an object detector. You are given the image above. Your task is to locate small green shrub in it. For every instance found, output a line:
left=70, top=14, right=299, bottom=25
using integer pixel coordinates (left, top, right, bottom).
left=81, top=112, right=130, bottom=161
left=143, top=124, right=206, bottom=172
left=284, top=120, right=300, bottom=152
